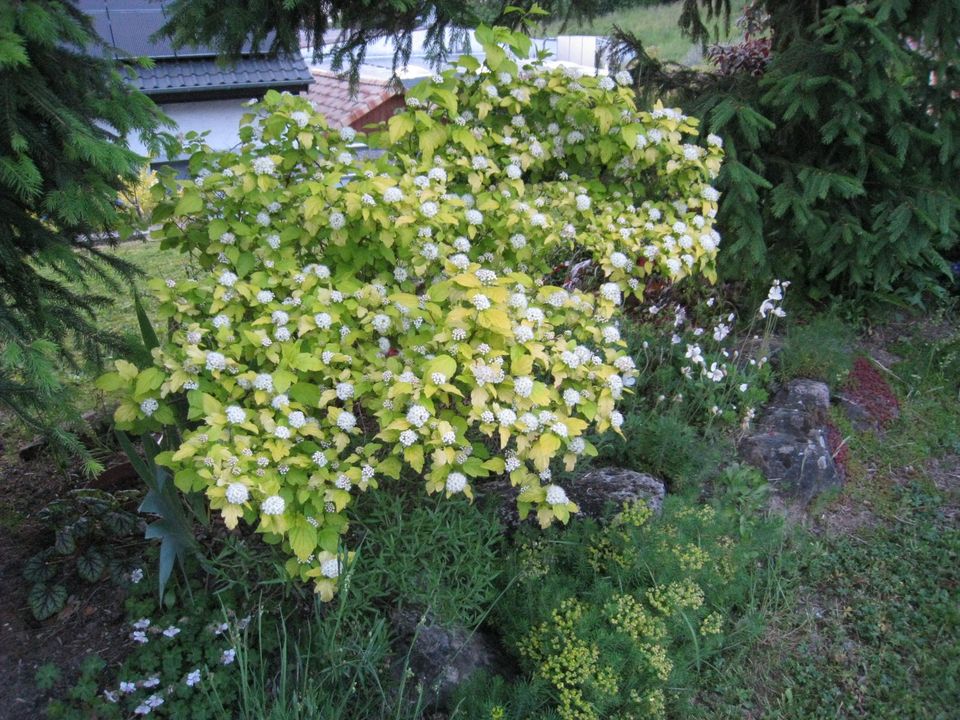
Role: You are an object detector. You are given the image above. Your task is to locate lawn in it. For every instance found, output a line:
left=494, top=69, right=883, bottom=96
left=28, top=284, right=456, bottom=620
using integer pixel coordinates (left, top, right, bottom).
left=538, top=0, right=748, bottom=64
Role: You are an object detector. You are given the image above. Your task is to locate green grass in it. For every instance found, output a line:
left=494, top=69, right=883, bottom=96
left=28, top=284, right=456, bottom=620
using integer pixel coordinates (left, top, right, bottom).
left=537, top=0, right=747, bottom=64
left=55, top=239, right=189, bottom=413
left=81, top=239, right=191, bottom=338
left=694, top=317, right=960, bottom=719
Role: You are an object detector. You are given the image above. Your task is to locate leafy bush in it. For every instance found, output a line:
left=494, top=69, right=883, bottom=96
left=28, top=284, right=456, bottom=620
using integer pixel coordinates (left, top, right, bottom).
left=100, top=25, right=725, bottom=597
left=454, top=491, right=781, bottom=719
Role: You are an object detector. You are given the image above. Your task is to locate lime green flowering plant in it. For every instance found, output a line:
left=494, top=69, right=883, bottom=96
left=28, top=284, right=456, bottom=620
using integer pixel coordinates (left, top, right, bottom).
left=99, top=25, right=723, bottom=598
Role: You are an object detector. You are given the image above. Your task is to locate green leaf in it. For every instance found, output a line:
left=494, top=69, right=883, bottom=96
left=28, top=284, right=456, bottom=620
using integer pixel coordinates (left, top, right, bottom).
left=76, top=548, right=106, bottom=583
left=289, top=519, right=317, bottom=561
left=174, top=191, right=203, bottom=215
left=28, top=584, right=67, bottom=620
left=388, top=113, right=415, bottom=144
left=134, top=290, right=160, bottom=351
left=135, top=367, right=165, bottom=397
left=54, top=527, right=76, bottom=556
left=289, top=382, right=321, bottom=407
left=236, top=252, right=256, bottom=278
left=23, top=549, right=58, bottom=584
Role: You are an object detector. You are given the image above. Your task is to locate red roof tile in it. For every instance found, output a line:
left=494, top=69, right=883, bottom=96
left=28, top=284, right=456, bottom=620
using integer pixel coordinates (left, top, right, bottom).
left=302, top=70, right=403, bottom=129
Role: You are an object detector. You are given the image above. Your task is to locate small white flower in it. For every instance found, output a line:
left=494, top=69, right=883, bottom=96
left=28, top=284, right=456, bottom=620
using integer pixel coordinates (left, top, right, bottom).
left=514, top=376, right=534, bottom=398
left=261, top=495, right=286, bottom=515
left=185, top=669, right=202, bottom=687
left=288, top=410, right=306, bottom=428
left=545, top=485, right=569, bottom=505
left=446, top=472, right=467, bottom=493
left=205, top=351, right=227, bottom=371
left=336, top=411, right=357, bottom=431
left=218, top=271, right=238, bottom=287
left=256, top=290, right=274, bottom=304
left=610, top=410, right=624, bottom=429
left=225, top=483, right=249, bottom=504
left=321, top=558, right=341, bottom=578
left=399, top=429, right=418, bottom=447
left=563, top=388, right=581, bottom=406
left=252, top=156, right=275, bottom=175
left=383, top=187, right=403, bottom=203
left=406, top=404, right=430, bottom=428
left=140, top=398, right=159, bottom=417
left=120, top=681, right=137, bottom=693
left=465, top=209, right=483, bottom=226
left=329, top=211, right=346, bottom=229
left=340, top=127, right=357, bottom=142
left=600, top=283, right=622, bottom=304
left=130, top=568, right=144, bottom=584
left=221, top=648, right=236, bottom=665
left=253, top=373, right=273, bottom=391
left=131, top=630, right=148, bottom=644
left=225, top=405, right=245, bottom=424
left=162, top=626, right=181, bottom=638
left=471, top=294, right=491, bottom=310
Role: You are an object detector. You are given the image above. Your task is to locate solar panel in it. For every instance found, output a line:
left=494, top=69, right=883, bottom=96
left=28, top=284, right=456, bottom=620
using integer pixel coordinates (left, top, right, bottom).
left=80, top=1, right=288, bottom=61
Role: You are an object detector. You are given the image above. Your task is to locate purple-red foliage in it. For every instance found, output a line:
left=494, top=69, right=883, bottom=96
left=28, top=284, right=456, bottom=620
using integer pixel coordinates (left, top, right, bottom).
left=845, top=357, right=901, bottom=428
left=707, top=0, right=772, bottom=77
left=826, top=421, right=848, bottom=477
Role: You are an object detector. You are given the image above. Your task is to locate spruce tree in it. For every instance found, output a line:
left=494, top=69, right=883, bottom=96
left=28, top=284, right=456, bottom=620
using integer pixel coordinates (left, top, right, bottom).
left=610, top=0, right=960, bottom=299
left=0, top=0, right=170, bottom=462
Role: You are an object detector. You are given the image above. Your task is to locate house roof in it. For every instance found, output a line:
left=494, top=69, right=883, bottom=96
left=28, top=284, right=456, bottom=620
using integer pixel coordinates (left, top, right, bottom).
left=303, top=70, right=404, bottom=128
left=79, top=0, right=312, bottom=99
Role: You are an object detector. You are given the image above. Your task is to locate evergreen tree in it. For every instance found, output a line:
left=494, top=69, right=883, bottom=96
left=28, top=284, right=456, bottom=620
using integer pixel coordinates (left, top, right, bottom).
left=0, top=0, right=170, bottom=462
left=611, top=0, right=960, bottom=299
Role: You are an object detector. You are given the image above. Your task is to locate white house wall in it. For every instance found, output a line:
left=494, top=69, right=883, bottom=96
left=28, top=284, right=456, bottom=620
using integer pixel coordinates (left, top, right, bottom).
left=126, top=98, right=253, bottom=162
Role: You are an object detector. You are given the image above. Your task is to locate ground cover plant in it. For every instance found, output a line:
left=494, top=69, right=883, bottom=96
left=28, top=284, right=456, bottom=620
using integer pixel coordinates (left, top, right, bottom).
left=99, top=25, right=725, bottom=598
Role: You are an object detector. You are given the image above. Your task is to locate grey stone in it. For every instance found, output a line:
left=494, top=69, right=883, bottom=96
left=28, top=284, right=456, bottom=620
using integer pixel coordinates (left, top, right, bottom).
left=390, top=609, right=508, bottom=709
left=480, top=466, right=665, bottom=529
left=739, top=379, right=842, bottom=502
left=835, top=393, right=877, bottom=431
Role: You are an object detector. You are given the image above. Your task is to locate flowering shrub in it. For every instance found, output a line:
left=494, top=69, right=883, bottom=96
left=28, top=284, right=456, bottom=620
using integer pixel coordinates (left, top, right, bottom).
left=100, top=25, right=723, bottom=597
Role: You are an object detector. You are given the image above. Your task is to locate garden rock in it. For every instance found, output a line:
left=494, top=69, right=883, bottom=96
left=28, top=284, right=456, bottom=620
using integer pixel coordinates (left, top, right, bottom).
left=739, top=379, right=842, bottom=502
left=390, top=608, right=508, bottom=709
left=481, top=467, right=665, bottom=529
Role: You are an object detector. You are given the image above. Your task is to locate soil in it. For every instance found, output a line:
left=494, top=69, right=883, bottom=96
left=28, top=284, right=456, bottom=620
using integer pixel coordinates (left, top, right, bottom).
left=0, top=443, right=141, bottom=720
